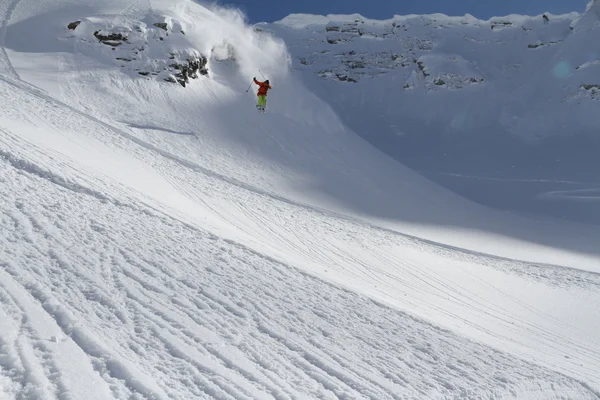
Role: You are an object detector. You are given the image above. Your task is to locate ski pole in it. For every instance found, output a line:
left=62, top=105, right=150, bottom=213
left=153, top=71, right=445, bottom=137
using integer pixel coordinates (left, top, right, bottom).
left=258, top=69, right=266, bottom=80
left=245, top=80, right=253, bottom=92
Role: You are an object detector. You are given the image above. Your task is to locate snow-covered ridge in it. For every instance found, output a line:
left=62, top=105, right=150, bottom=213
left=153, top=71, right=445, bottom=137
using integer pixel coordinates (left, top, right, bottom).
left=275, top=11, right=580, bottom=30
left=271, top=10, right=582, bottom=86
left=264, top=3, right=600, bottom=181
left=57, top=0, right=290, bottom=87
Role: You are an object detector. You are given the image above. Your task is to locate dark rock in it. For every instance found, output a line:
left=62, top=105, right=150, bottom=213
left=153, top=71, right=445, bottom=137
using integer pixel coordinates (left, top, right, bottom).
left=341, top=27, right=359, bottom=34
left=491, top=21, right=512, bottom=30
left=188, top=55, right=209, bottom=76
left=138, top=71, right=150, bottom=76
left=94, top=30, right=127, bottom=46
left=67, top=21, right=81, bottom=30
left=153, top=22, right=168, bottom=31
left=336, top=74, right=357, bottom=82
left=417, top=61, right=430, bottom=77
left=581, top=85, right=600, bottom=100
left=94, top=31, right=126, bottom=41
left=169, top=55, right=209, bottom=87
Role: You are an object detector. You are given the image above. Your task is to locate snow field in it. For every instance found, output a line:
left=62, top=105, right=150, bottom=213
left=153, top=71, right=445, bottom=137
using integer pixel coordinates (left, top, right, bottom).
left=1, top=161, right=597, bottom=399
left=0, top=0, right=599, bottom=398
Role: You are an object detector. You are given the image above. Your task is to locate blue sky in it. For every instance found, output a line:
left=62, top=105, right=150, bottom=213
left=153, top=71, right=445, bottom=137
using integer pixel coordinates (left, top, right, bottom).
left=215, top=0, right=589, bottom=24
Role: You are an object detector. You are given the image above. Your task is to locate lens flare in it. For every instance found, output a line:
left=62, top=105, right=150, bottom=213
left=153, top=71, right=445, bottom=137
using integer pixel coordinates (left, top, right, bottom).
left=552, top=61, right=573, bottom=78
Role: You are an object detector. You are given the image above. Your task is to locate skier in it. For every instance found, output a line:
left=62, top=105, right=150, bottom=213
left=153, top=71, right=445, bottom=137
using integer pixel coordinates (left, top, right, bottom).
left=253, top=77, right=272, bottom=112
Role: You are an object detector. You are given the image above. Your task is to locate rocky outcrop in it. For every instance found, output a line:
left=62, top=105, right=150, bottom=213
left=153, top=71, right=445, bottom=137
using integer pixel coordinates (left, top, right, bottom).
left=581, top=84, right=600, bottom=100
left=335, top=73, right=357, bottom=83
left=582, top=84, right=600, bottom=90
left=66, top=17, right=209, bottom=87
left=490, top=21, right=513, bottom=30
left=67, top=21, right=81, bottom=30
left=169, top=55, right=209, bottom=87
left=527, top=40, right=561, bottom=49
left=93, top=30, right=127, bottom=46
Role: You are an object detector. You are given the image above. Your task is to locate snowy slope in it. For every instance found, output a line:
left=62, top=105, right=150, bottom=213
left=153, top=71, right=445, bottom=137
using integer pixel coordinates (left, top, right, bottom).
left=268, top=9, right=600, bottom=175
left=4, top=162, right=600, bottom=399
left=9, top=0, right=600, bottom=269
left=266, top=8, right=600, bottom=223
left=1, top=0, right=600, bottom=398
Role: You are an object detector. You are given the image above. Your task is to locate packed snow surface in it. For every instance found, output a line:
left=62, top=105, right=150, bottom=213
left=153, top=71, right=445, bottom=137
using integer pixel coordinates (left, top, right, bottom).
left=0, top=0, right=599, bottom=399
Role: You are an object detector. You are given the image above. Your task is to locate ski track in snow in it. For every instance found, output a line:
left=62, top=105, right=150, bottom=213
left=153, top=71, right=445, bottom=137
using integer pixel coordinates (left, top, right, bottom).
left=0, top=78, right=599, bottom=397
left=1, top=69, right=597, bottom=291
left=538, top=188, right=600, bottom=202
left=1, top=161, right=598, bottom=400
left=428, top=172, right=600, bottom=186
left=1, top=1, right=600, bottom=399
left=0, top=50, right=598, bottom=400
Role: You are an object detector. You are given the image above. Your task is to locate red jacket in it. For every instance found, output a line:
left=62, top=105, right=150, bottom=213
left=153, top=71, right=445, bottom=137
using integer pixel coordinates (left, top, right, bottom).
left=254, top=78, right=272, bottom=96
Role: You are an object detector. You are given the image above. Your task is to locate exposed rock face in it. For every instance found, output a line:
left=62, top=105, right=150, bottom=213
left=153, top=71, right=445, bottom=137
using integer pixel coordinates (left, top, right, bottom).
left=580, top=84, right=600, bottom=100
left=169, top=55, right=209, bottom=87
left=93, top=30, right=128, bottom=46
left=273, top=16, right=513, bottom=87
left=490, top=21, right=513, bottom=30
left=65, top=17, right=209, bottom=87
left=67, top=21, right=81, bottom=30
